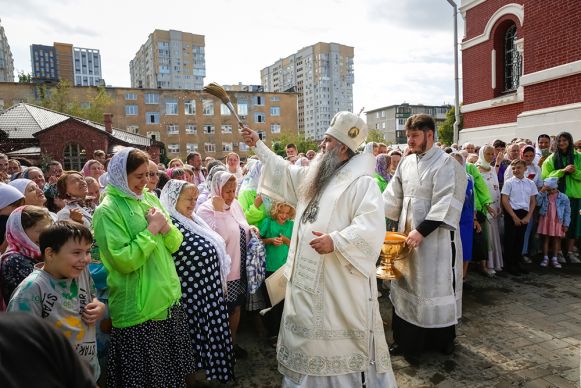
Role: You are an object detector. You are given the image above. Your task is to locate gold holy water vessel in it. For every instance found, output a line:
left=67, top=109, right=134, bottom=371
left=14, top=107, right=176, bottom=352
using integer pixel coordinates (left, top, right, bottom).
left=376, top=231, right=412, bottom=280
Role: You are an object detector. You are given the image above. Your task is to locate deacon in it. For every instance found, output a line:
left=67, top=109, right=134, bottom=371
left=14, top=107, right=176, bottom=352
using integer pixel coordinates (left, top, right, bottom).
left=383, top=114, right=467, bottom=366
left=242, top=112, right=397, bottom=387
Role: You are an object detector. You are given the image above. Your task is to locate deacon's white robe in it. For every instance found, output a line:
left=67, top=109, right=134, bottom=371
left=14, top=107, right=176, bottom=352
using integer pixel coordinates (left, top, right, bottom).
left=383, top=146, right=467, bottom=328
left=253, top=140, right=397, bottom=387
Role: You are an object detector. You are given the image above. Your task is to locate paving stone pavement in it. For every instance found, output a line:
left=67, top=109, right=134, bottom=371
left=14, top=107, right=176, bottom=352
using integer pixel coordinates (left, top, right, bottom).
left=214, top=264, right=581, bottom=388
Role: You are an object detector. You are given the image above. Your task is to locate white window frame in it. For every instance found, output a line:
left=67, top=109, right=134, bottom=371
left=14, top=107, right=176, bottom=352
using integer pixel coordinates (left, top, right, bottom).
left=125, top=105, right=138, bottom=116
left=146, top=112, right=160, bottom=124
left=203, top=125, right=215, bottom=134
left=168, top=143, right=180, bottom=154
left=222, top=142, right=233, bottom=152
left=270, top=106, right=280, bottom=116
left=144, top=93, right=159, bottom=104
left=167, top=124, right=179, bottom=135
left=186, top=143, right=198, bottom=153
left=165, top=101, right=178, bottom=115
left=270, top=123, right=281, bottom=133
left=202, top=99, right=214, bottom=115
left=221, top=124, right=232, bottom=134
left=185, top=124, right=197, bottom=134
left=204, top=143, right=216, bottom=153
left=184, top=100, right=196, bottom=115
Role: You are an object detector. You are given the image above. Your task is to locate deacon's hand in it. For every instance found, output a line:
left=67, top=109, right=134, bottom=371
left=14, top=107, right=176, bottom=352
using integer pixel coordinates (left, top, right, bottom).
left=406, top=229, right=424, bottom=249
left=310, top=231, right=334, bottom=254
left=241, top=126, right=259, bottom=147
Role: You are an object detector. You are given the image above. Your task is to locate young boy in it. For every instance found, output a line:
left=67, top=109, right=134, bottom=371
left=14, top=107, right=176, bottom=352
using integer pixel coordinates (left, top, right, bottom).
left=501, top=159, right=538, bottom=276
left=7, top=221, right=105, bottom=380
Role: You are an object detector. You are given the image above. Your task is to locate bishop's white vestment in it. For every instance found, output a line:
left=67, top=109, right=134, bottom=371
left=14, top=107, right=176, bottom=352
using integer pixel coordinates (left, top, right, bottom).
left=254, top=140, right=397, bottom=387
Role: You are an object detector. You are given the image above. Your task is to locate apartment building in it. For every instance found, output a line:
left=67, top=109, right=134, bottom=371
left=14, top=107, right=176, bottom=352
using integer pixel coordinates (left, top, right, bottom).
left=30, top=42, right=103, bottom=86
left=130, top=29, right=206, bottom=90
left=0, top=82, right=299, bottom=160
left=261, top=42, right=354, bottom=140
left=366, top=103, right=450, bottom=144
left=0, top=19, right=14, bottom=82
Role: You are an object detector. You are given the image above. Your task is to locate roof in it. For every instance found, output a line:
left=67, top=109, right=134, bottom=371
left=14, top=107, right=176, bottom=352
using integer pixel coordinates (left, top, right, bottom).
left=7, top=146, right=41, bottom=156
left=0, top=103, right=69, bottom=139
left=0, top=103, right=151, bottom=147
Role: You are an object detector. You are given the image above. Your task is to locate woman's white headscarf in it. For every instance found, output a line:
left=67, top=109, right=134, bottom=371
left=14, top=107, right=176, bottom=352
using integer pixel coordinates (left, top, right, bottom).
left=8, top=179, right=33, bottom=195
left=160, top=179, right=231, bottom=290
left=107, top=147, right=144, bottom=200
left=475, top=144, right=494, bottom=171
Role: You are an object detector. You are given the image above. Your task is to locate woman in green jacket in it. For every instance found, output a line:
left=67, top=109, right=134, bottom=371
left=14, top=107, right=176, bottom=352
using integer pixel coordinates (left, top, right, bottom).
left=93, top=148, right=195, bottom=387
left=541, top=131, right=581, bottom=263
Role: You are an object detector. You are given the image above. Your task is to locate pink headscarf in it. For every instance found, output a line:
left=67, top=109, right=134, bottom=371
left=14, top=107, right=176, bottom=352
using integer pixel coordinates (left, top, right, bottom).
left=209, top=171, right=248, bottom=226
left=81, top=160, right=102, bottom=178
left=3, top=206, right=46, bottom=260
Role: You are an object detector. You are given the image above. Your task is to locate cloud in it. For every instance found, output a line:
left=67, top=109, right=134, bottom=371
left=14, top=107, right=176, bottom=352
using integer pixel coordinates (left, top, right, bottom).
left=366, top=0, right=458, bottom=31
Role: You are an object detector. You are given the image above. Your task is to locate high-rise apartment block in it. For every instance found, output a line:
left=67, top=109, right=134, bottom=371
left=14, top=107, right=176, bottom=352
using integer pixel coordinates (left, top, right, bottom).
left=30, top=42, right=103, bottom=86
left=0, top=19, right=14, bottom=82
left=130, top=29, right=206, bottom=90
left=261, top=42, right=354, bottom=140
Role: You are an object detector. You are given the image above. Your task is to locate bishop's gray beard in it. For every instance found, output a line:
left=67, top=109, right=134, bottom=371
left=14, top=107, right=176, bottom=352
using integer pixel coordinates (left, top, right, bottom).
left=299, top=146, right=343, bottom=203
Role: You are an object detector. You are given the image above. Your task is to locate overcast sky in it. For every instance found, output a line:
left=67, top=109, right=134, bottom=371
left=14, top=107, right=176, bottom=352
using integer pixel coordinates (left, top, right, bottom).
left=2, top=0, right=464, bottom=112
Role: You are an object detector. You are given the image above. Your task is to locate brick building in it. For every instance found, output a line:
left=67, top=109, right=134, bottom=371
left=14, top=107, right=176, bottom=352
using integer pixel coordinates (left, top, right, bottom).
left=0, top=83, right=299, bottom=160
left=460, top=0, right=581, bottom=144
left=0, top=103, right=155, bottom=167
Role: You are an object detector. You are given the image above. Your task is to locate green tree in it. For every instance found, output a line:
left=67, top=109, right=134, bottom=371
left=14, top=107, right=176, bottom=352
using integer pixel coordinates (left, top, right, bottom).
left=367, top=129, right=385, bottom=143
left=17, top=71, right=32, bottom=83
left=271, top=131, right=318, bottom=156
left=438, top=106, right=463, bottom=146
left=39, top=81, right=113, bottom=124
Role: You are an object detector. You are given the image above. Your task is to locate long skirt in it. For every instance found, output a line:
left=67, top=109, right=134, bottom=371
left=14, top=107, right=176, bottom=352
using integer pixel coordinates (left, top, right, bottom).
left=107, top=305, right=196, bottom=388
left=486, top=216, right=504, bottom=270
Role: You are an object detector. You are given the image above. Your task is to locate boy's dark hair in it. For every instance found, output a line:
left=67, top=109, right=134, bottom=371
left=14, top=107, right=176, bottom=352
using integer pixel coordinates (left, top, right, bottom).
left=39, top=221, right=93, bottom=255
left=510, top=159, right=526, bottom=168
left=285, top=143, right=297, bottom=150
left=493, top=139, right=506, bottom=148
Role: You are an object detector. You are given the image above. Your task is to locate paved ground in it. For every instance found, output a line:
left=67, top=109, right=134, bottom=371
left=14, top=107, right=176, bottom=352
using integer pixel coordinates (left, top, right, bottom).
left=223, top=263, right=581, bottom=388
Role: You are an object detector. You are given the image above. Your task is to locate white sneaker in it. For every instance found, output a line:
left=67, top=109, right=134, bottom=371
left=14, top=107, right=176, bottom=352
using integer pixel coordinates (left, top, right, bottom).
left=557, top=254, right=567, bottom=264
left=569, top=251, right=579, bottom=259
left=551, top=257, right=562, bottom=269
left=569, top=256, right=581, bottom=264
left=522, top=255, right=532, bottom=264
left=540, top=257, right=549, bottom=267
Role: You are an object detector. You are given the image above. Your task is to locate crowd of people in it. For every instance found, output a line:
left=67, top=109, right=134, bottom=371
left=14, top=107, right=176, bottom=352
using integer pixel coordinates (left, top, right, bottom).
left=0, top=115, right=579, bottom=387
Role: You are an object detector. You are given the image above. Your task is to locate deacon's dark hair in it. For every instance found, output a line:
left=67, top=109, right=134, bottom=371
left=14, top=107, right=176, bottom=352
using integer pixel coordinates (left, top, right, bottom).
left=285, top=143, right=297, bottom=150
left=126, top=149, right=150, bottom=175
left=537, top=134, right=550, bottom=142
left=186, top=152, right=201, bottom=163
left=405, top=114, right=435, bottom=132
left=39, top=221, right=93, bottom=255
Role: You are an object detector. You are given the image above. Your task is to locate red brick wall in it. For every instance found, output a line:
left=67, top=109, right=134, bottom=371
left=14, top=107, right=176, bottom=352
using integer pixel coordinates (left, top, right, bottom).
left=463, top=102, right=523, bottom=129
left=463, top=0, right=524, bottom=40
left=524, top=74, right=581, bottom=112
left=524, top=0, right=581, bottom=73
left=462, top=13, right=522, bottom=104
left=35, top=119, right=109, bottom=164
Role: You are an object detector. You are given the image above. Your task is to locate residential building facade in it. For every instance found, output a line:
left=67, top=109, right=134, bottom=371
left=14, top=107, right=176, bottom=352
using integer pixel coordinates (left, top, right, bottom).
left=130, top=29, right=206, bottom=90
left=366, top=103, right=450, bottom=144
left=261, top=42, right=354, bottom=140
left=0, top=83, right=299, bottom=161
left=0, top=19, right=14, bottom=82
left=30, top=44, right=59, bottom=83
left=73, top=47, right=102, bottom=86
left=460, top=0, right=581, bottom=144
left=30, top=42, right=103, bottom=86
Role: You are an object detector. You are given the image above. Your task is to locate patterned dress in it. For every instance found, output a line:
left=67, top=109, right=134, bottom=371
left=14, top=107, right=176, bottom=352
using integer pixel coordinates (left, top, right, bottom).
left=171, top=217, right=235, bottom=383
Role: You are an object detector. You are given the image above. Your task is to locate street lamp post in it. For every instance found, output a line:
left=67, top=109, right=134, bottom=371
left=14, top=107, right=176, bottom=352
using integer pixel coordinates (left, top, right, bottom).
left=446, top=0, right=461, bottom=145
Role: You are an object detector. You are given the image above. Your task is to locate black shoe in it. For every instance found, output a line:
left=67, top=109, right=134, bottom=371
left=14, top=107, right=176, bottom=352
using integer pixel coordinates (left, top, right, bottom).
left=441, top=341, right=455, bottom=355
left=507, top=267, right=521, bottom=276
left=516, top=265, right=529, bottom=274
left=404, top=353, right=421, bottom=366
left=234, top=344, right=248, bottom=359
left=388, top=343, right=403, bottom=356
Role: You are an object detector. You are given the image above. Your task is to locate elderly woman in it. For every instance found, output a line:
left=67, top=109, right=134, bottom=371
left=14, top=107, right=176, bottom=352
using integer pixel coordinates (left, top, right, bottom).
left=476, top=145, right=504, bottom=273
left=197, top=171, right=252, bottom=359
left=22, top=167, right=46, bottom=190
left=82, top=159, right=105, bottom=182
left=195, top=164, right=226, bottom=211
left=374, top=154, right=392, bottom=193
left=225, top=152, right=243, bottom=180
left=93, top=148, right=194, bottom=387
left=160, top=180, right=234, bottom=383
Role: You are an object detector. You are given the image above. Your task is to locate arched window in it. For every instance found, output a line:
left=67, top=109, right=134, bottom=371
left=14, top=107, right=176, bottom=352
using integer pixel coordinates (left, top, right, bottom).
left=504, top=25, right=522, bottom=92
left=63, top=143, right=86, bottom=171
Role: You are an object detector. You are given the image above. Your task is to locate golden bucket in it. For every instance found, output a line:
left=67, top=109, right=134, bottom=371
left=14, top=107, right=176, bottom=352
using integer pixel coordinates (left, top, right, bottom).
left=376, top=231, right=412, bottom=280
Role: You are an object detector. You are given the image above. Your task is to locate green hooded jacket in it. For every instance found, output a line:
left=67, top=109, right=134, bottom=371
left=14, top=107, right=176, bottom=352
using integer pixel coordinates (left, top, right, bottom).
left=541, top=152, right=581, bottom=199
left=93, top=185, right=183, bottom=328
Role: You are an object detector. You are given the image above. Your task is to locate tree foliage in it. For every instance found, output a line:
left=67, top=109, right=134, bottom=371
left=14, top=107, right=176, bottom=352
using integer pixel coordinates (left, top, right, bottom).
left=438, top=106, right=463, bottom=146
left=271, top=131, right=319, bottom=157
left=38, top=81, right=113, bottom=123
left=367, top=129, right=386, bottom=143
left=17, top=71, right=32, bottom=83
